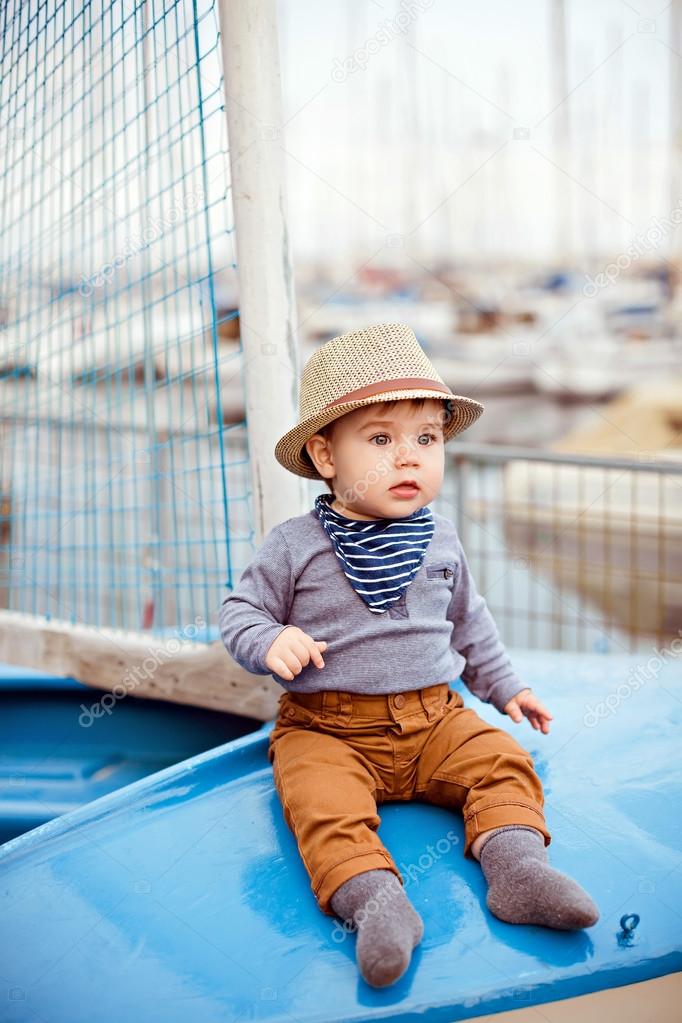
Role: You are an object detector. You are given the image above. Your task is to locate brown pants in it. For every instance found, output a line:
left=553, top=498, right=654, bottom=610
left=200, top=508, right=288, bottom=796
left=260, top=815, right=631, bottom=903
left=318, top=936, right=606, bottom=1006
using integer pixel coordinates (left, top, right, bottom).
left=267, top=682, right=551, bottom=918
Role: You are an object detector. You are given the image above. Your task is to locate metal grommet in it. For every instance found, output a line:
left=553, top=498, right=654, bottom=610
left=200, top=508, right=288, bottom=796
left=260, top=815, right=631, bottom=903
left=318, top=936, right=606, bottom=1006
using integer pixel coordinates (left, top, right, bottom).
left=286, top=707, right=296, bottom=717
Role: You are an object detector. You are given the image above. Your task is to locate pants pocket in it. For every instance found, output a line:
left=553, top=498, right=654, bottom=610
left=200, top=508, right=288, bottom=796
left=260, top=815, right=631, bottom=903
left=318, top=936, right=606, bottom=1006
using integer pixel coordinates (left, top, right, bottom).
left=443, top=688, right=464, bottom=712
left=276, top=695, right=320, bottom=729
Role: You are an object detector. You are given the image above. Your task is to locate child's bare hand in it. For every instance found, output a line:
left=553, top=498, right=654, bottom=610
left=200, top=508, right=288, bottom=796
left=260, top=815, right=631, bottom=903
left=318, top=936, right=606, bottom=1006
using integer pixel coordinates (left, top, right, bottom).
left=265, top=626, right=328, bottom=681
left=503, top=687, right=553, bottom=734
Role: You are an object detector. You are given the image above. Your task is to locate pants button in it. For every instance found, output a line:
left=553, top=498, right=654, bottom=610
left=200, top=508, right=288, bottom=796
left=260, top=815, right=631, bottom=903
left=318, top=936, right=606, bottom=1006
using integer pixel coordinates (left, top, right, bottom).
left=393, top=694, right=406, bottom=709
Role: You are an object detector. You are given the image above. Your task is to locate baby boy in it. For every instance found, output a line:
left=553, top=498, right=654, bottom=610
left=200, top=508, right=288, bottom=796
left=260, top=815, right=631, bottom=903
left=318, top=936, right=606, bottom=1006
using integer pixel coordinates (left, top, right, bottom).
left=219, top=323, right=599, bottom=988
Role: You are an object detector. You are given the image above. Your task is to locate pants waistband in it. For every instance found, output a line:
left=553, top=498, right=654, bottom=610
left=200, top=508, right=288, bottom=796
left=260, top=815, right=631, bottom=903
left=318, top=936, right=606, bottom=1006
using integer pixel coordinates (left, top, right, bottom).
left=284, top=682, right=452, bottom=716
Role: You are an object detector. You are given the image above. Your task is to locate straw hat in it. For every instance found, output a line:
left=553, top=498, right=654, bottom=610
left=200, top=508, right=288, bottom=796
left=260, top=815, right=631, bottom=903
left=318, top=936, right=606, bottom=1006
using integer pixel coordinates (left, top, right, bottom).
left=274, top=323, right=484, bottom=479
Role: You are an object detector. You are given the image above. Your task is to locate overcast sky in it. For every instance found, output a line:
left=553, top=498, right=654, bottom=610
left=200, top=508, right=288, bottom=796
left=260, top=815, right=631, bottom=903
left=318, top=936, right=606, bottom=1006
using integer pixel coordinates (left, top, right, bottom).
left=277, top=0, right=679, bottom=265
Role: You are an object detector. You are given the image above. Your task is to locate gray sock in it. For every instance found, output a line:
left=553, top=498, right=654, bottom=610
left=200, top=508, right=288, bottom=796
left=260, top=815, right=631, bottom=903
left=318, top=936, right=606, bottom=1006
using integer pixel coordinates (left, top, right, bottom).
left=478, top=825, right=600, bottom=930
left=330, top=868, right=424, bottom=987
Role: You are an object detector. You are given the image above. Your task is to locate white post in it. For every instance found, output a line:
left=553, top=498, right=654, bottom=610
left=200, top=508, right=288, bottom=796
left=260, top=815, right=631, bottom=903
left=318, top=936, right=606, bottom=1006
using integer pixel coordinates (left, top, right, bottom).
left=550, top=0, right=570, bottom=262
left=217, top=0, right=308, bottom=541
left=670, top=0, right=682, bottom=294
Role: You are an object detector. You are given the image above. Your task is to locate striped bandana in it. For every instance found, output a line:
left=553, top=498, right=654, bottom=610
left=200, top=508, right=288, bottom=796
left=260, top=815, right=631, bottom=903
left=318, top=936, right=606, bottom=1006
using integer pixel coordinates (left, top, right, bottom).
left=313, top=492, right=435, bottom=613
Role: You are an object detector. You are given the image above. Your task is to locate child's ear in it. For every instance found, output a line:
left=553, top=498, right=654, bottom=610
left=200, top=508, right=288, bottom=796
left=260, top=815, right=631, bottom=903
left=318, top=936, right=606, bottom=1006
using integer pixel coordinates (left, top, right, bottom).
left=305, top=434, right=335, bottom=481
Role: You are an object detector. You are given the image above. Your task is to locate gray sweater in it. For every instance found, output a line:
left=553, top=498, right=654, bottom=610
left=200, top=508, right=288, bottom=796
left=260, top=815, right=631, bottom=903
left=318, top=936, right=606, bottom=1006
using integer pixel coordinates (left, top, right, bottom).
left=219, top=508, right=529, bottom=714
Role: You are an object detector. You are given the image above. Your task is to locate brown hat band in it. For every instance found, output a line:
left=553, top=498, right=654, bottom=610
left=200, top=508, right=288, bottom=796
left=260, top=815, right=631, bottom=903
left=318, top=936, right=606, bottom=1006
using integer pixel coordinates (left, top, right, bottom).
left=325, top=377, right=451, bottom=409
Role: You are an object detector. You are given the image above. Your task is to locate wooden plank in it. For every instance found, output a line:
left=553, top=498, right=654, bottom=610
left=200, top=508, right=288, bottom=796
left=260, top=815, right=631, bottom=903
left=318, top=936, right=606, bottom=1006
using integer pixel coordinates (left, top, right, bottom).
left=0, top=609, right=280, bottom=720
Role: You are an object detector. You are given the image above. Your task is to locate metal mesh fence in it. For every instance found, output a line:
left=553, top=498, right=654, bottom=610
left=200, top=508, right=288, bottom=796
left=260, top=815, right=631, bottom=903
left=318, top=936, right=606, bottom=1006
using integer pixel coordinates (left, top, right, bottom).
left=0, top=0, right=255, bottom=637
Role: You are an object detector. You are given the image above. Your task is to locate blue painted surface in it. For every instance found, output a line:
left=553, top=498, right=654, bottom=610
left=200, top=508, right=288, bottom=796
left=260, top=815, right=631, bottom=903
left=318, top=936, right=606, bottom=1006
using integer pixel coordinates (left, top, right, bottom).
left=0, top=663, right=91, bottom=690
left=1, top=649, right=680, bottom=1022
left=0, top=665, right=262, bottom=843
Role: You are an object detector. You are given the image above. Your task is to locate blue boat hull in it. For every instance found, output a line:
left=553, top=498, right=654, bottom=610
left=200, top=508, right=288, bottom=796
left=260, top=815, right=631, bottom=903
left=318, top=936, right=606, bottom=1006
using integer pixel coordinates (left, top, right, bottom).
left=1, top=649, right=680, bottom=1021
left=0, top=664, right=264, bottom=843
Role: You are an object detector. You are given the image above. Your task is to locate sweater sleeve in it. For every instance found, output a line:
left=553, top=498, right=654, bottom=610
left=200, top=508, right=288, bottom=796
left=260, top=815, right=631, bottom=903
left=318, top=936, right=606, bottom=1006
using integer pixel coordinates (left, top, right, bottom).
left=218, top=524, right=295, bottom=676
left=446, top=529, right=529, bottom=714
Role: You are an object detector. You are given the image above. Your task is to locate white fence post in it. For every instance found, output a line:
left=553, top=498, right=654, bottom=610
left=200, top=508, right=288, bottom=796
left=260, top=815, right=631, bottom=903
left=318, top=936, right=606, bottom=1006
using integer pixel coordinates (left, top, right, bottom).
left=217, top=0, right=308, bottom=542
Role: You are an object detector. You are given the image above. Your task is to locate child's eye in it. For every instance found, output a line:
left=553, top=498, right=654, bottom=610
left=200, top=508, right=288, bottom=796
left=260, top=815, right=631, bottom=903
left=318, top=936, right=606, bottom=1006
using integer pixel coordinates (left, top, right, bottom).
left=370, top=432, right=438, bottom=446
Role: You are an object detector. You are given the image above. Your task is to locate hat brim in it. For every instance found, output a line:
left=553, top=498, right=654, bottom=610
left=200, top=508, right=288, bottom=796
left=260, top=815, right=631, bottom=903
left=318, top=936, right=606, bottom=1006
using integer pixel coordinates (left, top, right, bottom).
left=274, top=388, right=485, bottom=480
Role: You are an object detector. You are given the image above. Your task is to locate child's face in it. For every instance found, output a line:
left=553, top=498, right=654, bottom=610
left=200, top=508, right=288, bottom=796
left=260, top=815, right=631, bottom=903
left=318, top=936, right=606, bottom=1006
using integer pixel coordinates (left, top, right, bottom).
left=306, top=399, right=447, bottom=520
